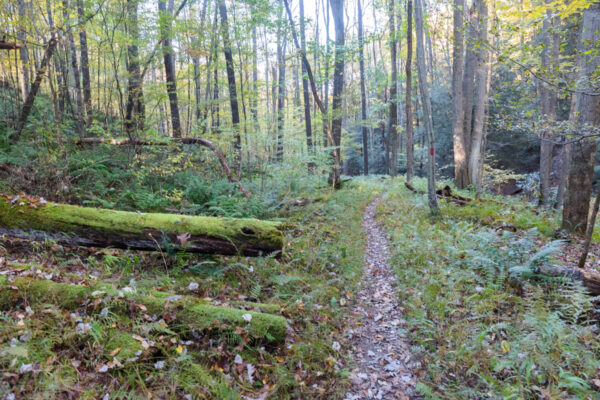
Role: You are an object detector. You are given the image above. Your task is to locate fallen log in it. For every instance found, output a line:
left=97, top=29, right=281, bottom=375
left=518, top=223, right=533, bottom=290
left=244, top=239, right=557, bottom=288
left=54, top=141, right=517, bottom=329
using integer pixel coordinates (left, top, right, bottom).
left=0, top=194, right=282, bottom=256
left=72, top=137, right=250, bottom=197
left=0, top=276, right=287, bottom=342
left=405, top=182, right=472, bottom=206
left=0, top=40, right=24, bottom=50
left=537, top=264, right=600, bottom=295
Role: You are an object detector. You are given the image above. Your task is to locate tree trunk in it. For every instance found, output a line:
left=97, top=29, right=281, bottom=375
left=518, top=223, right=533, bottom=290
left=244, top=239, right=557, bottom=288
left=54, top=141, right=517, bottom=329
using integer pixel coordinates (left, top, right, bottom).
left=467, top=0, right=489, bottom=192
left=358, top=0, right=369, bottom=175
left=77, top=0, right=92, bottom=126
left=579, top=194, right=600, bottom=268
left=218, top=0, right=242, bottom=167
left=1, top=276, right=286, bottom=342
left=452, top=0, right=468, bottom=188
left=329, top=0, right=344, bottom=188
left=538, top=2, right=557, bottom=207
left=0, top=195, right=281, bottom=257
left=405, top=0, right=414, bottom=183
left=159, top=0, right=182, bottom=138
left=63, top=0, right=86, bottom=137
left=415, top=0, right=438, bottom=211
left=562, top=2, right=600, bottom=234
left=275, top=6, right=287, bottom=163
left=461, top=2, right=477, bottom=174
left=125, top=0, right=146, bottom=135
left=17, top=0, right=29, bottom=99
left=14, top=33, right=59, bottom=140
left=387, top=0, right=398, bottom=176
left=300, top=0, right=314, bottom=165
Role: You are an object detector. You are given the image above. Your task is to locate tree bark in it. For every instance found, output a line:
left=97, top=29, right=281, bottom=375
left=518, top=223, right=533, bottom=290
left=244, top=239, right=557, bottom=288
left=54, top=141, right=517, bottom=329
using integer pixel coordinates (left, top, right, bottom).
left=405, top=0, right=414, bottom=183
left=358, top=0, right=369, bottom=175
left=329, top=0, right=344, bottom=188
left=14, top=33, right=59, bottom=140
left=414, top=0, right=438, bottom=211
left=159, top=0, right=182, bottom=138
left=562, top=2, right=600, bottom=234
left=275, top=4, right=287, bottom=163
left=579, top=194, right=600, bottom=268
left=218, top=0, right=242, bottom=167
left=77, top=0, right=92, bottom=126
left=538, top=2, right=557, bottom=207
left=63, top=0, right=86, bottom=137
left=300, top=0, right=314, bottom=164
left=125, top=0, right=146, bottom=135
left=0, top=195, right=281, bottom=256
left=467, top=0, right=489, bottom=193
left=461, top=2, right=477, bottom=173
left=17, top=0, right=30, bottom=99
left=452, top=0, right=468, bottom=188
left=388, top=0, right=398, bottom=176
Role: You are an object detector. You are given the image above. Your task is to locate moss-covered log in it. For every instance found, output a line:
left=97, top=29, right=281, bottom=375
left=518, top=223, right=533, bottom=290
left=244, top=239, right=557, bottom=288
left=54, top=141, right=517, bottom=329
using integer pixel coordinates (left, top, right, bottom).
left=0, top=276, right=287, bottom=342
left=0, top=194, right=282, bottom=256
left=538, top=264, right=600, bottom=295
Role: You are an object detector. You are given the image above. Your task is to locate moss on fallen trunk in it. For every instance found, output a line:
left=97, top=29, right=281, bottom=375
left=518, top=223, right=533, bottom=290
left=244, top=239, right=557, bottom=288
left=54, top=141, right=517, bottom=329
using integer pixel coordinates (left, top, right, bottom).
left=0, top=277, right=287, bottom=342
left=0, top=195, right=283, bottom=256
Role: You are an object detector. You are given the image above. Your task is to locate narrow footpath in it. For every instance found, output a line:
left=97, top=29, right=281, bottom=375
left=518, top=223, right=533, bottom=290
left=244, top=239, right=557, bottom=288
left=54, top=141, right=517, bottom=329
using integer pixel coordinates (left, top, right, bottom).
left=344, top=196, right=418, bottom=400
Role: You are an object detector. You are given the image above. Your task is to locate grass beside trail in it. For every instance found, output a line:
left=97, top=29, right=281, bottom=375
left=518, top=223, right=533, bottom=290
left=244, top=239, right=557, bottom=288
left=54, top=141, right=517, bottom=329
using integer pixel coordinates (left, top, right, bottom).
left=0, top=178, right=384, bottom=399
left=377, top=178, right=600, bottom=399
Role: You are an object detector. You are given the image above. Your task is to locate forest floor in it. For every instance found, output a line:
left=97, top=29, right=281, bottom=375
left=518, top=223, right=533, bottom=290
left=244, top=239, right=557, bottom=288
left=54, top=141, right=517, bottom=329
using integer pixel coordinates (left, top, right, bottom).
left=1, top=174, right=600, bottom=399
left=344, top=195, right=416, bottom=400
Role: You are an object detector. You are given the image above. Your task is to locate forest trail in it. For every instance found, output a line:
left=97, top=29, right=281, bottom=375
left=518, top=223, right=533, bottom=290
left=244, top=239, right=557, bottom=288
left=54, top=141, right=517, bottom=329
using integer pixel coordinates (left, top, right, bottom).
left=344, top=196, right=417, bottom=400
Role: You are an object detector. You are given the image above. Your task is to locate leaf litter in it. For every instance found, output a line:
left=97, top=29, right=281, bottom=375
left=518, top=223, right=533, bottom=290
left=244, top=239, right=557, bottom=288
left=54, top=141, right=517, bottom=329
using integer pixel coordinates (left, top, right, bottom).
left=344, top=196, right=419, bottom=400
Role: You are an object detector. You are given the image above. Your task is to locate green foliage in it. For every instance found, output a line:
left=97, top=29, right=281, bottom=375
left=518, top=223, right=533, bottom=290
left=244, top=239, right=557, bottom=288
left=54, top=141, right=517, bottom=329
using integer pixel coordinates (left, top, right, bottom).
left=378, top=178, right=600, bottom=399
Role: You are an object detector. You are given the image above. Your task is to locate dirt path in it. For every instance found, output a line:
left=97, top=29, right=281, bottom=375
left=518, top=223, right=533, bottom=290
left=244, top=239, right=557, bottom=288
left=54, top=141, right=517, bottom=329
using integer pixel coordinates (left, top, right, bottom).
left=344, top=196, right=417, bottom=400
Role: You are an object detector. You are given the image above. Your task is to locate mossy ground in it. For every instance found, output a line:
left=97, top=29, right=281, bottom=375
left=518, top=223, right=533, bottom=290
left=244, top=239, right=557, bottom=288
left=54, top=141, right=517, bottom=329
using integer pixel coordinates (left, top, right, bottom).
left=0, top=178, right=383, bottom=399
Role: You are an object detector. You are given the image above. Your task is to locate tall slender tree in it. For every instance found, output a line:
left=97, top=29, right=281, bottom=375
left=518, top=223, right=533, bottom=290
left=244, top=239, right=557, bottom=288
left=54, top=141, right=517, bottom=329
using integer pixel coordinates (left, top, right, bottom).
left=300, top=0, right=314, bottom=164
left=452, top=0, right=467, bottom=188
left=77, top=0, right=92, bottom=126
left=405, top=0, right=414, bottom=182
left=125, top=0, right=145, bottom=135
left=388, top=0, right=398, bottom=176
left=415, top=0, right=438, bottom=211
left=218, top=0, right=242, bottom=166
left=329, top=0, right=344, bottom=188
left=358, top=0, right=369, bottom=175
left=159, top=0, right=182, bottom=137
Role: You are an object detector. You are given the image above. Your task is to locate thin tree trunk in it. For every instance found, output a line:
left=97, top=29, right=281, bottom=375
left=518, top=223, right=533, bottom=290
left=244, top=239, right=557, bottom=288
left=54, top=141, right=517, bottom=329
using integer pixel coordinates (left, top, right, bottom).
left=415, top=0, right=438, bottom=211
left=467, top=0, right=489, bottom=192
left=15, top=33, right=59, bottom=139
left=63, top=0, right=86, bottom=137
left=275, top=3, right=287, bottom=163
left=300, top=0, right=314, bottom=166
left=329, top=0, right=344, bottom=188
left=562, top=2, right=600, bottom=234
left=579, top=193, right=600, bottom=268
left=452, top=0, right=468, bottom=188
left=159, top=0, right=182, bottom=138
left=405, top=0, right=414, bottom=182
left=125, top=0, right=145, bottom=135
left=358, top=0, right=369, bottom=175
left=218, top=0, right=242, bottom=166
left=538, top=2, right=557, bottom=207
left=77, top=0, right=92, bottom=126
left=462, top=2, right=476, bottom=172
left=17, top=0, right=30, bottom=99
left=388, top=0, right=398, bottom=176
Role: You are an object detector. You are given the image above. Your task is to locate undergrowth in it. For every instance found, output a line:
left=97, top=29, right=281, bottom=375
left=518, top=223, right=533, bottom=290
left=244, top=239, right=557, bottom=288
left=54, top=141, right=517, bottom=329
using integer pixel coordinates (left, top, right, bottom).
left=378, top=178, right=600, bottom=399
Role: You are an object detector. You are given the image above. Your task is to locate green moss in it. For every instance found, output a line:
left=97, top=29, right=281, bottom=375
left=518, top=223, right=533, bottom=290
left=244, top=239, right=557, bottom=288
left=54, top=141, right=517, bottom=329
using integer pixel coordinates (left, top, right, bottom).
left=0, top=198, right=283, bottom=253
left=0, top=277, right=286, bottom=342
left=104, top=330, right=144, bottom=360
